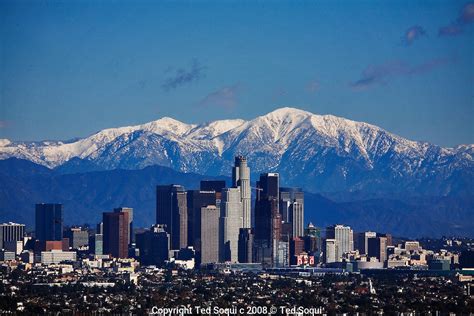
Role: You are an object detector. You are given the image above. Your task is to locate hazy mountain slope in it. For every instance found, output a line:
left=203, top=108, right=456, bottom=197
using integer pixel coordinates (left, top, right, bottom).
left=0, top=158, right=229, bottom=227
left=1, top=158, right=473, bottom=237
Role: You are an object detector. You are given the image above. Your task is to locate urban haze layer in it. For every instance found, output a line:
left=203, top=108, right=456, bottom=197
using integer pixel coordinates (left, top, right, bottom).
left=0, top=156, right=473, bottom=315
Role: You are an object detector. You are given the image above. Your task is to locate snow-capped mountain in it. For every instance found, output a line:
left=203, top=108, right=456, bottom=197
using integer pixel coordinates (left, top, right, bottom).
left=1, top=107, right=473, bottom=195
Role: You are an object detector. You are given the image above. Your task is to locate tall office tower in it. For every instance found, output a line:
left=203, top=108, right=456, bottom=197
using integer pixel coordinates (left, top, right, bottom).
left=186, top=190, right=216, bottom=248
left=303, top=235, right=318, bottom=254
left=271, top=209, right=282, bottom=263
left=255, top=173, right=280, bottom=240
left=324, top=238, right=337, bottom=263
left=368, top=236, right=388, bottom=263
left=356, top=231, right=377, bottom=255
left=377, top=233, right=393, bottom=247
left=103, top=211, right=129, bottom=258
left=289, top=237, right=305, bottom=265
left=64, top=227, right=89, bottom=249
left=89, top=233, right=103, bottom=256
left=136, top=224, right=170, bottom=266
left=35, top=203, right=63, bottom=241
left=199, top=205, right=220, bottom=265
left=0, top=222, right=25, bottom=249
left=114, top=207, right=133, bottom=246
left=219, top=187, right=242, bottom=262
left=304, top=222, right=322, bottom=255
left=326, top=224, right=353, bottom=262
left=254, top=173, right=280, bottom=266
left=254, top=197, right=279, bottom=266
left=289, top=202, right=304, bottom=238
left=256, top=173, right=279, bottom=201
left=232, top=156, right=251, bottom=228
left=254, top=197, right=277, bottom=242
left=276, top=241, right=289, bottom=267
left=279, top=187, right=304, bottom=222
left=156, top=185, right=188, bottom=250
left=238, top=228, right=254, bottom=263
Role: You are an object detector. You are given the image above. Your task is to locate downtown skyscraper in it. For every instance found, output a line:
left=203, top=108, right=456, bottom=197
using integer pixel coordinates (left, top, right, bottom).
left=326, top=224, right=354, bottom=262
left=156, top=185, right=188, bottom=250
left=103, top=210, right=129, bottom=258
left=280, top=187, right=304, bottom=238
left=254, top=173, right=280, bottom=266
left=35, top=203, right=63, bottom=242
left=114, top=207, right=133, bottom=247
left=219, top=187, right=242, bottom=262
left=232, top=156, right=251, bottom=228
left=0, top=222, right=25, bottom=250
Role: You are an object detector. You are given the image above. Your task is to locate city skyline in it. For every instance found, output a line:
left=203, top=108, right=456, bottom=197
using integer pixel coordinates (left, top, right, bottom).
left=1, top=1, right=473, bottom=146
left=1, top=1, right=473, bottom=313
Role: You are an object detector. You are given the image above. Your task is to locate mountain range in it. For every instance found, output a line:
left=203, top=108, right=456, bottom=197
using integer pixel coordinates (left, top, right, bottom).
left=1, top=107, right=473, bottom=197
left=0, top=107, right=473, bottom=237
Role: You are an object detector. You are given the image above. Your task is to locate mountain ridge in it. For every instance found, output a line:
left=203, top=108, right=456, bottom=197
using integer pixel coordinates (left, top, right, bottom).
left=1, top=107, right=473, bottom=195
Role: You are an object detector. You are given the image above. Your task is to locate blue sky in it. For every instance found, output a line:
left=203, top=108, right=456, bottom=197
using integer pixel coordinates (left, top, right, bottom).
left=0, top=0, right=473, bottom=146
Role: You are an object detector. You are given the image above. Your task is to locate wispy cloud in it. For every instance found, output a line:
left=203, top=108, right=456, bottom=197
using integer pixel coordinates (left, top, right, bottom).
left=351, top=58, right=453, bottom=90
left=439, top=2, right=474, bottom=37
left=306, top=80, right=320, bottom=93
left=459, top=2, right=474, bottom=24
left=402, top=25, right=426, bottom=46
left=161, top=59, right=206, bottom=91
left=438, top=24, right=464, bottom=37
left=199, top=84, right=241, bottom=110
left=0, top=121, right=8, bottom=129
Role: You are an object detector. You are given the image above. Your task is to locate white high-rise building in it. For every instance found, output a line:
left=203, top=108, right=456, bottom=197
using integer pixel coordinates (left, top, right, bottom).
left=326, top=224, right=353, bottom=262
left=200, top=205, right=220, bottom=264
left=0, top=222, right=25, bottom=250
left=232, top=156, right=251, bottom=228
left=289, top=201, right=304, bottom=237
left=219, top=187, right=243, bottom=262
left=324, top=239, right=337, bottom=263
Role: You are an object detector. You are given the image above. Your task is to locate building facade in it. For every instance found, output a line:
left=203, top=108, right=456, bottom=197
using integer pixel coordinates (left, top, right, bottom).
left=136, top=224, right=170, bottom=266
left=186, top=190, right=216, bottom=248
left=238, top=228, right=254, bottom=263
left=289, top=201, right=304, bottom=238
left=156, top=185, right=188, bottom=250
left=324, top=238, right=337, bottom=263
left=279, top=187, right=304, bottom=229
left=114, top=207, right=134, bottom=246
left=0, top=222, right=25, bottom=250
left=368, top=236, right=388, bottom=263
left=103, top=211, right=129, bottom=258
left=219, top=187, right=242, bottom=262
left=64, top=227, right=89, bottom=249
left=326, top=225, right=353, bottom=262
left=200, top=205, right=220, bottom=265
left=35, top=203, right=63, bottom=241
left=232, top=156, right=251, bottom=228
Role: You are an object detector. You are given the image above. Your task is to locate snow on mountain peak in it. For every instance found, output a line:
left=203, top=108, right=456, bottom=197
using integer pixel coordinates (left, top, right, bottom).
left=142, top=117, right=196, bottom=136
left=261, top=107, right=312, bottom=121
left=0, top=106, right=472, bottom=182
left=0, top=139, right=11, bottom=147
left=186, top=119, right=246, bottom=139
